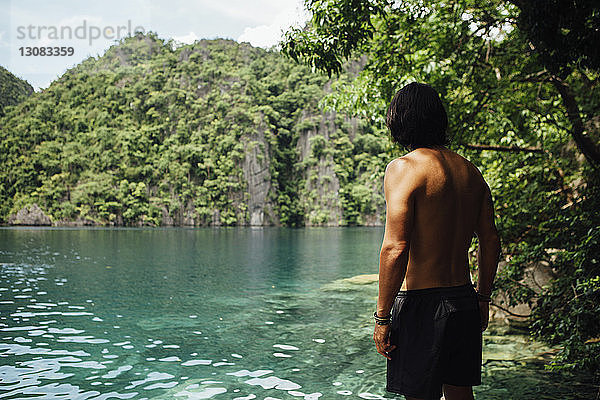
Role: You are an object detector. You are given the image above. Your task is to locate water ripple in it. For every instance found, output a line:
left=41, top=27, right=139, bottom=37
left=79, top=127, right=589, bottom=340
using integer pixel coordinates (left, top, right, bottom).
left=1, top=229, right=595, bottom=400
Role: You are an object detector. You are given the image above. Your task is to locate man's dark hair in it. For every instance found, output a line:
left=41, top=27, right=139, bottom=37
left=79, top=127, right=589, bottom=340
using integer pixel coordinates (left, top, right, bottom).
left=385, top=82, right=449, bottom=150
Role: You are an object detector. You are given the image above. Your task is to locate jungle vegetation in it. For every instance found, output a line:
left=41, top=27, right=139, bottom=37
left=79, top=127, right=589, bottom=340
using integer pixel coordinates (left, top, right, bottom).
left=0, top=35, right=387, bottom=227
left=0, top=66, right=33, bottom=117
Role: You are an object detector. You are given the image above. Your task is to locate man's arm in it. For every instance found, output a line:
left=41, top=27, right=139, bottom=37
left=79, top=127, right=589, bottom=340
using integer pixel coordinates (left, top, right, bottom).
left=373, top=158, right=416, bottom=359
left=377, top=158, right=416, bottom=316
left=474, top=182, right=501, bottom=331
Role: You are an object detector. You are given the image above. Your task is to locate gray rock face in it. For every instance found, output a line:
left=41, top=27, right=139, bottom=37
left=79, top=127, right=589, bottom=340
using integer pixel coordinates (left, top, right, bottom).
left=489, top=260, right=555, bottom=328
left=160, top=200, right=199, bottom=226
left=297, top=111, right=343, bottom=226
left=242, top=123, right=277, bottom=226
left=8, top=204, right=52, bottom=226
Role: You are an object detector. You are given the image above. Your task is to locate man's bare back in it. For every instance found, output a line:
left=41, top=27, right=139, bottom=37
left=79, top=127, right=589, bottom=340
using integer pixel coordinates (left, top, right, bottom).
left=374, top=144, right=498, bottom=316
left=397, top=147, right=487, bottom=290
left=375, top=145, right=500, bottom=400
left=373, top=82, right=500, bottom=400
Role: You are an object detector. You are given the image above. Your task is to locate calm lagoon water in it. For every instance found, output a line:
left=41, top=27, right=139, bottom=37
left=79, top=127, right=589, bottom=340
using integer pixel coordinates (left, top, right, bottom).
left=0, top=227, right=596, bottom=399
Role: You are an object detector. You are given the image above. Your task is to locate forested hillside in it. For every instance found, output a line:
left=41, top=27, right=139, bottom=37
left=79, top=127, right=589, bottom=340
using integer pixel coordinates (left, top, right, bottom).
left=0, top=66, right=33, bottom=117
left=0, top=33, right=387, bottom=227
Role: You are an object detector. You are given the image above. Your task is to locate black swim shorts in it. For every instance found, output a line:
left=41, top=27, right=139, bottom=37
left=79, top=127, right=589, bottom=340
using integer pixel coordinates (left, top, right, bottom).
left=386, top=283, right=482, bottom=400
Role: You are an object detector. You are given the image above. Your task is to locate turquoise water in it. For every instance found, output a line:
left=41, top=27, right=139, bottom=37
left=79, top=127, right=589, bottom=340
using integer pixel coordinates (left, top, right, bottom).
left=0, top=227, right=596, bottom=399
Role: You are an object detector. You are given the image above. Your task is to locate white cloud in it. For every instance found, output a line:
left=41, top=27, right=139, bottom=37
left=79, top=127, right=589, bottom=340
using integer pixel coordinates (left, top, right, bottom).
left=172, top=31, right=199, bottom=45
left=2, top=0, right=307, bottom=89
left=0, top=31, right=8, bottom=47
left=237, top=0, right=307, bottom=49
left=238, top=24, right=281, bottom=49
left=197, top=0, right=285, bottom=26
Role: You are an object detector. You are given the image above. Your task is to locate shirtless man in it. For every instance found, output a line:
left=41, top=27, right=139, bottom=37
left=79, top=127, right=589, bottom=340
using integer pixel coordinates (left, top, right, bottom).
left=372, top=83, right=501, bottom=400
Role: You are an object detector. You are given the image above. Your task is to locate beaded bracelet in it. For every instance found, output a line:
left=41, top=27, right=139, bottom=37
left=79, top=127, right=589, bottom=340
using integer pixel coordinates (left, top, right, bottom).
left=373, top=311, right=391, bottom=325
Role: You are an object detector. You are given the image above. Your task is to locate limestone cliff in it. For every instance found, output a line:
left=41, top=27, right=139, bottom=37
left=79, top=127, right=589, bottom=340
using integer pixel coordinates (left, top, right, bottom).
left=0, top=34, right=387, bottom=227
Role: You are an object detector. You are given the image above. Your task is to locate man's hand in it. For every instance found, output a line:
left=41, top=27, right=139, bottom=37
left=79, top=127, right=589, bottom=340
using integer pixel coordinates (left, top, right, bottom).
left=373, top=324, right=396, bottom=360
left=479, top=301, right=489, bottom=332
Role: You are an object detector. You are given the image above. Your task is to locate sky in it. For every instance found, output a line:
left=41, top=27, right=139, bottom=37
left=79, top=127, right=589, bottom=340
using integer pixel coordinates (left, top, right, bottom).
left=0, top=0, right=308, bottom=90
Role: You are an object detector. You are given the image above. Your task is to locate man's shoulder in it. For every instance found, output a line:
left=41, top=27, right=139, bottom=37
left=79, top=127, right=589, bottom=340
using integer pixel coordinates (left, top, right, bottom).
left=384, top=156, right=424, bottom=192
left=387, top=149, right=486, bottom=186
left=385, top=156, right=419, bottom=177
left=454, top=152, right=486, bottom=180
left=386, top=156, right=411, bottom=169
left=385, top=150, right=439, bottom=174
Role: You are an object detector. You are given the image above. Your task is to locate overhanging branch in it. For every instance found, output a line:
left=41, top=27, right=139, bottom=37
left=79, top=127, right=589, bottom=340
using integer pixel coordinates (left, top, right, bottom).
left=463, top=143, right=546, bottom=153
left=491, top=301, right=531, bottom=318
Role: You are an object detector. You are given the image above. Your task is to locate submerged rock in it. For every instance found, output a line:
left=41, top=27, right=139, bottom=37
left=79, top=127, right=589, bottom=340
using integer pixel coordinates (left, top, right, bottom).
left=320, top=273, right=378, bottom=293
left=340, top=274, right=379, bottom=285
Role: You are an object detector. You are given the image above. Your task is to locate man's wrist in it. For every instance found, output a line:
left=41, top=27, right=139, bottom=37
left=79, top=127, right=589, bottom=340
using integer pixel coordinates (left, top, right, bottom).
left=476, top=291, right=492, bottom=302
left=373, top=311, right=391, bottom=325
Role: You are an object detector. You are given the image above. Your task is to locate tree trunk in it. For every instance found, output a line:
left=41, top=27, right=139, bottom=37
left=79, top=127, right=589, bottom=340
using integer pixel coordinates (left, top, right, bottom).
left=550, top=76, right=600, bottom=168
